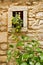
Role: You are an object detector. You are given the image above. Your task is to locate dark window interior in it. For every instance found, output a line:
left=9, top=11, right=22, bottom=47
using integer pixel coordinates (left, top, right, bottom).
left=12, top=11, right=23, bottom=28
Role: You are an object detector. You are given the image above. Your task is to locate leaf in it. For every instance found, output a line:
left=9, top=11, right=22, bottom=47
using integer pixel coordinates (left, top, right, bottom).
left=32, top=40, right=38, bottom=43
left=32, top=39, right=37, bottom=43
left=16, top=41, right=24, bottom=47
left=16, top=54, right=22, bottom=64
left=7, top=55, right=11, bottom=62
left=7, top=50, right=12, bottom=62
left=33, top=56, right=40, bottom=62
left=22, top=53, right=29, bottom=60
left=20, top=62, right=27, bottom=65
left=36, top=48, right=42, bottom=52
left=40, top=53, right=43, bottom=62
left=12, top=34, right=17, bottom=40
left=9, top=44, right=14, bottom=48
left=36, top=62, right=41, bottom=65
left=29, top=54, right=33, bottom=58
left=13, top=50, right=18, bottom=58
left=21, top=35, right=29, bottom=41
left=7, top=50, right=11, bottom=55
left=29, top=61, right=34, bottom=65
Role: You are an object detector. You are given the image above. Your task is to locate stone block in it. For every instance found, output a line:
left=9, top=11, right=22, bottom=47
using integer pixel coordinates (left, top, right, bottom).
left=36, top=12, right=43, bottom=18
left=0, top=26, right=7, bottom=31
left=28, top=18, right=35, bottom=21
left=0, top=32, right=7, bottom=42
left=39, top=20, right=43, bottom=25
left=33, top=2, right=38, bottom=5
left=0, top=56, right=7, bottom=62
left=0, top=20, right=7, bottom=26
left=29, top=13, right=35, bottom=17
left=38, top=33, right=43, bottom=41
left=37, top=29, right=43, bottom=33
left=1, top=43, right=8, bottom=50
left=0, top=22, right=2, bottom=26
left=29, top=20, right=35, bottom=26
left=0, top=12, right=7, bottom=26
left=0, top=50, right=6, bottom=55
left=1, top=63, right=6, bottom=65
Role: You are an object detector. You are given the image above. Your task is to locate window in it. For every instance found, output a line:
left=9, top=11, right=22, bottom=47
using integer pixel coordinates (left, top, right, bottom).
left=12, top=11, right=23, bottom=27
left=8, top=6, right=27, bottom=31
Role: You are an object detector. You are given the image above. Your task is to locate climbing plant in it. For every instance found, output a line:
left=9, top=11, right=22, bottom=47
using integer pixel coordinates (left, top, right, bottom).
left=7, top=3, right=43, bottom=65
left=7, top=35, right=43, bottom=65
left=11, top=14, right=23, bottom=32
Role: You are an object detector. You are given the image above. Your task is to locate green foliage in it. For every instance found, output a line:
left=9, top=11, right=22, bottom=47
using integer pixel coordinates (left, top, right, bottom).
left=22, top=53, right=30, bottom=60
left=9, top=44, right=14, bottom=48
left=20, top=62, right=27, bottom=65
left=21, top=35, right=29, bottom=41
left=7, top=50, right=12, bottom=62
left=16, top=41, right=24, bottom=47
left=36, top=62, right=41, bottom=65
left=7, top=35, right=43, bottom=65
left=40, top=53, right=43, bottom=62
left=12, top=14, right=23, bottom=32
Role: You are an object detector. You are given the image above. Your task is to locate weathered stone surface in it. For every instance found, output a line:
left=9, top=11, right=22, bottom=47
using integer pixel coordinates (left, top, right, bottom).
left=32, top=2, right=43, bottom=13
left=27, top=33, right=37, bottom=37
left=33, top=2, right=39, bottom=5
left=0, top=21, right=7, bottom=26
left=0, top=32, right=7, bottom=42
left=0, top=1, right=43, bottom=65
left=28, top=29, right=36, bottom=33
left=0, top=50, right=6, bottom=55
left=37, top=29, right=43, bottom=33
left=29, top=12, right=35, bottom=17
left=1, top=63, right=6, bottom=65
left=0, top=12, right=8, bottom=26
left=0, top=26, right=7, bottom=31
left=26, top=2, right=31, bottom=5
left=38, top=33, right=43, bottom=41
left=29, top=20, right=35, bottom=26
left=39, top=41, right=43, bottom=45
left=28, top=18, right=35, bottom=21
left=0, top=56, right=7, bottom=62
left=0, top=22, right=2, bottom=26
left=39, top=20, right=43, bottom=25
left=29, top=19, right=43, bottom=30
left=39, top=8, right=43, bottom=12
left=8, top=62, right=14, bottom=65
left=1, top=43, right=8, bottom=50
left=29, top=10, right=34, bottom=14
left=28, top=19, right=41, bottom=29
left=36, top=12, right=43, bottom=18
left=8, top=61, right=16, bottom=65
left=39, top=20, right=43, bottom=29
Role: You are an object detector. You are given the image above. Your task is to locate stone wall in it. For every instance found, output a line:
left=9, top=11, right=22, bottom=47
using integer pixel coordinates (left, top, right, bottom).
left=0, top=1, right=43, bottom=65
